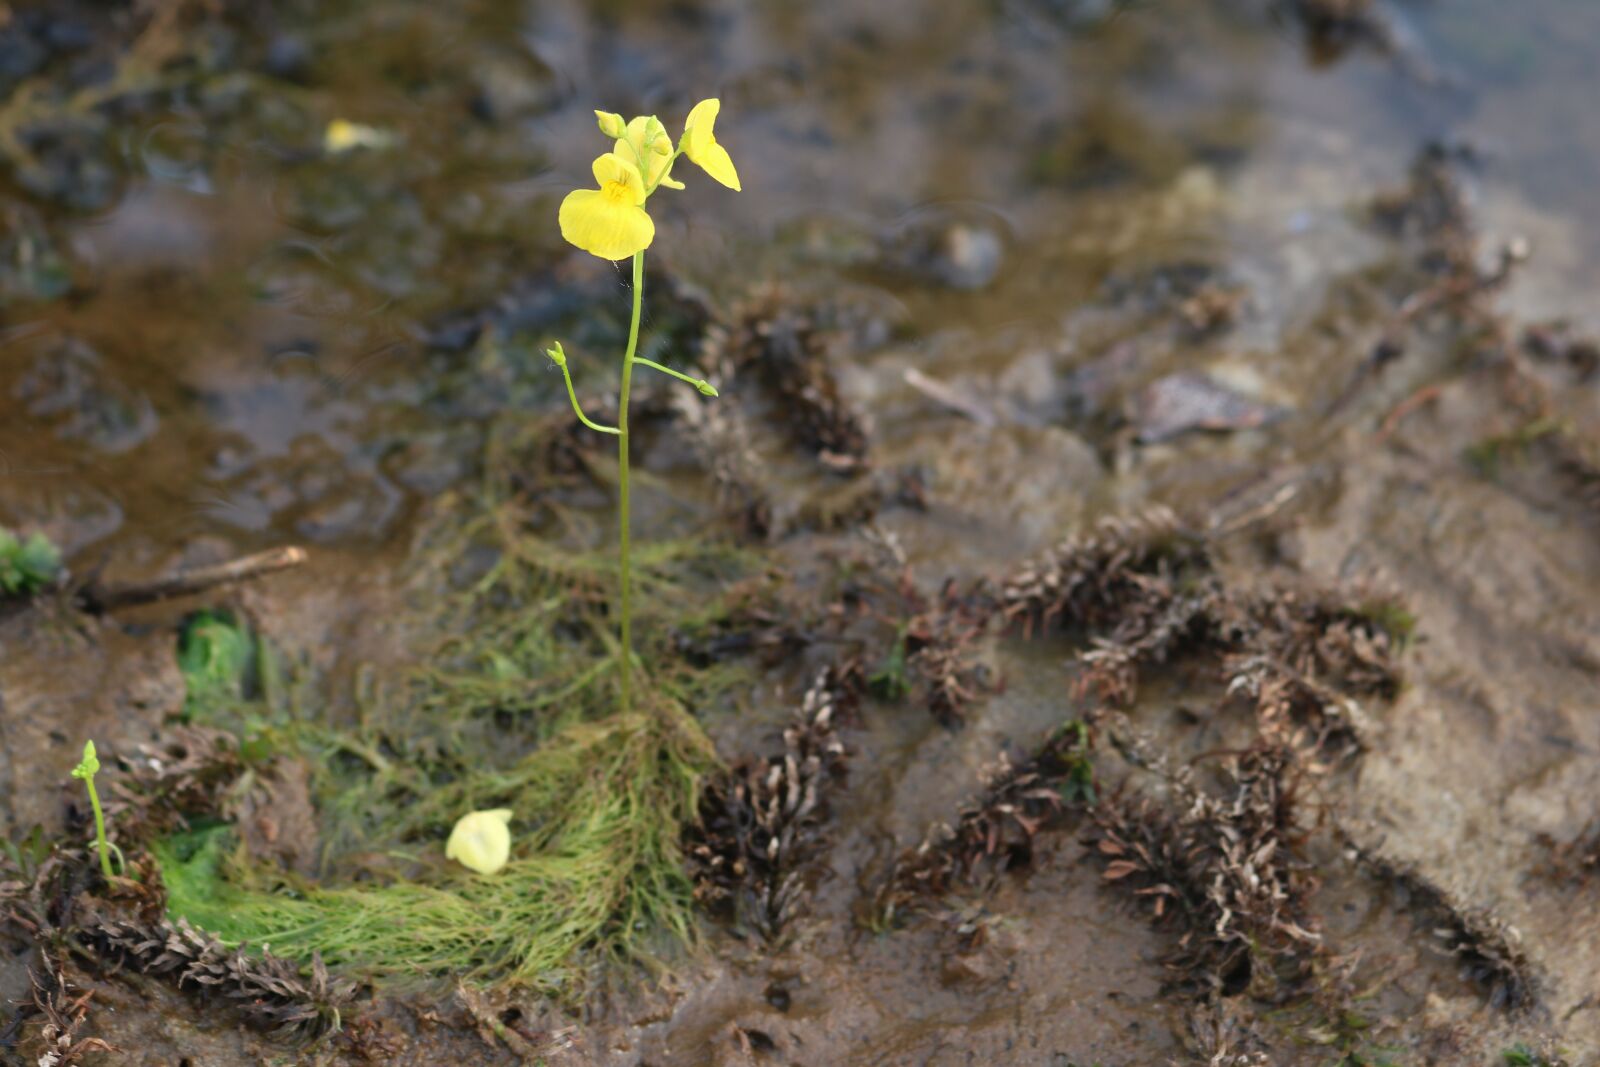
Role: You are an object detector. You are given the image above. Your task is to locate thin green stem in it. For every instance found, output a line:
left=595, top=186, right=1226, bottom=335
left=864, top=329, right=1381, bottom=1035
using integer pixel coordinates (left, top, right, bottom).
left=548, top=345, right=621, bottom=434
left=72, top=740, right=114, bottom=880
left=634, top=356, right=718, bottom=396
left=86, top=776, right=112, bottom=880
left=616, top=250, right=645, bottom=713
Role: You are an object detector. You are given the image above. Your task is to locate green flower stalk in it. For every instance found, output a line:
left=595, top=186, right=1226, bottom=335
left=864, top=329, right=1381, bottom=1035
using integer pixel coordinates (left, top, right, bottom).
left=548, top=100, right=738, bottom=713
left=71, top=740, right=115, bottom=880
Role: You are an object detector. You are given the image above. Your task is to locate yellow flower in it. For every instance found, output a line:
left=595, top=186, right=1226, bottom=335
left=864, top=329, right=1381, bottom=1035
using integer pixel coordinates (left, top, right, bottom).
left=446, top=808, right=513, bottom=875
left=682, top=98, right=740, bottom=191
left=594, top=110, right=626, bottom=139
left=559, top=152, right=656, bottom=260
left=615, top=116, right=683, bottom=191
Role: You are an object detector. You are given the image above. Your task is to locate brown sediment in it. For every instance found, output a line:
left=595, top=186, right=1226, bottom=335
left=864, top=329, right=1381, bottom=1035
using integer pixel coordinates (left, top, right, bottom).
left=1341, top=841, right=1539, bottom=1012
left=670, top=381, right=773, bottom=539
left=4, top=0, right=1600, bottom=1061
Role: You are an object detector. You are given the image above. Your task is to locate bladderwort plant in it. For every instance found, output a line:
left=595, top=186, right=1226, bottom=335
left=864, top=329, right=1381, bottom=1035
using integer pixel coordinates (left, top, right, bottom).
left=71, top=740, right=119, bottom=880
left=548, top=100, right=739, bottom=715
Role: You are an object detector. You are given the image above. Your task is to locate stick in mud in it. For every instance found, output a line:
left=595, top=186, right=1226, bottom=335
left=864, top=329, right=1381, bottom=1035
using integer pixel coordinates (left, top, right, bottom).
left=77, top=546, right=307, bottom=614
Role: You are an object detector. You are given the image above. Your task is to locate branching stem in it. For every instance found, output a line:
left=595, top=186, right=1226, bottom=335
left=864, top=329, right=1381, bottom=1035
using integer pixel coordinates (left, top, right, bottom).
left=635, top=356, right=718, bottom=396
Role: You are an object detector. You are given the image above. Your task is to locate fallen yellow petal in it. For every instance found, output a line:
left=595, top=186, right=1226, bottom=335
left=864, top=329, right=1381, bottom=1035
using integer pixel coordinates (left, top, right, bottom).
left=323, top=118, right=393, bottom=154
left=446, top=808, right=514, bottom=875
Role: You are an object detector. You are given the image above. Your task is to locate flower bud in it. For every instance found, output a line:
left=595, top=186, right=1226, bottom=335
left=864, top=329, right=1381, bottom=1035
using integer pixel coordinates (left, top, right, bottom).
left=595, top=110, right=627, bottom=139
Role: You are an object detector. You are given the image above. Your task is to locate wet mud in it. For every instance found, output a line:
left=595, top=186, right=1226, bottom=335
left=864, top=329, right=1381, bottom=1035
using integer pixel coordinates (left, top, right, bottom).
left=2, top=1, right=1600, bottom=1064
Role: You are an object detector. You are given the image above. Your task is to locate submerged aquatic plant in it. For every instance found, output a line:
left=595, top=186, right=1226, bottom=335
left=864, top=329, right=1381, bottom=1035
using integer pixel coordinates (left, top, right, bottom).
left=177, top=610, right=257, bottom=721
left=549, top=100, right=739, bottom=714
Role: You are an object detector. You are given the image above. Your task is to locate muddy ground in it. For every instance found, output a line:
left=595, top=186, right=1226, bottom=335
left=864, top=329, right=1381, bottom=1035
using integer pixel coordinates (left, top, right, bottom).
left=2, top=0, right=1599, bottom=1064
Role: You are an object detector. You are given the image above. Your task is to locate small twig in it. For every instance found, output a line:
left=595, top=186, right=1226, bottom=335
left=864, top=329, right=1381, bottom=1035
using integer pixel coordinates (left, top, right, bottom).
left=903, top=367, right=996, bottom=426
left=78, top=546, right=307, bottom=613
left=1376, top=382, right=1444, bottom=441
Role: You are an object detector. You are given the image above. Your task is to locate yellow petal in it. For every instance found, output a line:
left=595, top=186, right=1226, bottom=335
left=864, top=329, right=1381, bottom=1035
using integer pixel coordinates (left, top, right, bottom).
left=683, top=99, right=740, bottom=191
left=683, top=98, right=720, bottom=157
left=445, top=808, right=513, bottom=875
left=618, top=115, right=671, bottom=173
left=693, top=140, right=740, bottom=191
left=591, top=152, right=646, bottom=205
left=619, top=140, right=684, bottom=190
left=559, top=189, right=655, bottom=260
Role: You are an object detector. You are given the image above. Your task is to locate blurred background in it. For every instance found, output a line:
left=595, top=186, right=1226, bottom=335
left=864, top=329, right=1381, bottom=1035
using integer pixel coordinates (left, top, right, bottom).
left=1, top=0, right=1598, bottom=569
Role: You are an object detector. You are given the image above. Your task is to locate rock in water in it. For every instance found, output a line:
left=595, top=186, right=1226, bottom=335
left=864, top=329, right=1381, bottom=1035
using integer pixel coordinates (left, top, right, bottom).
left=1134, top=371, right=1284, bottom=443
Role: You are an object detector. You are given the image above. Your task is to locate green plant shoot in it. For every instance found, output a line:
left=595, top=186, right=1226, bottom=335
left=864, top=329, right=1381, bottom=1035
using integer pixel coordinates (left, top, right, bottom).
left=548, top=100, right=739, bottom=713
left=71, top=740, right=115, bottom=880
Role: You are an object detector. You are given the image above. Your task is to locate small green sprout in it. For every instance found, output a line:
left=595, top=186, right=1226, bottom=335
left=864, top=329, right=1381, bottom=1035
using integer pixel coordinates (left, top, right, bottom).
left=71, top=740, right=118, bottom=880
left=868, top=627, right=911, bottom=701
left=1502, top=1045, right=1563, bottom=1067
left=0, top=526, right=62, bottom=598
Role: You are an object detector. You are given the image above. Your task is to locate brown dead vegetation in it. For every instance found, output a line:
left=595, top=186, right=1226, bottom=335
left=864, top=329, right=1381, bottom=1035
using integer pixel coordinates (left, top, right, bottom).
left=686, top=664, right=860, bottom=943
left=876, top=719, right=1095, bottom=925
left=1088, top=722, right=1321, bottom=1000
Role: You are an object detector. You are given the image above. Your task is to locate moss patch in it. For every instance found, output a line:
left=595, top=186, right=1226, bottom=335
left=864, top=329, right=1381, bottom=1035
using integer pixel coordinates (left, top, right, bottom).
left=0, top=526, right=61, bottom=597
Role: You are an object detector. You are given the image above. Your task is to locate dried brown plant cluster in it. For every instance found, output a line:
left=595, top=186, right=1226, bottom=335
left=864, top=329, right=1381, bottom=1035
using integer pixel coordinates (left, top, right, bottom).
left=85, top=914, right=354, bottom=1038
left=1359, top=144, right=1526, bottom=393
left=998, top=507, right=1212, bottom=642
left=877, top=720, right=1095, bottom=924
left=891, top=573, right=996, bottom=726
left=666, top=284, right=903, bottom=538
left=102, top=725, right=247, bottom=841
left=16, top=951, right=116, bottom=1067
left=1475, top=325, right=1600, bottom=516
left=999, top=509, right=1404, bottom=759
left=863, top=508, right=1411, bottom=1013
left=686, top=664, right=859, bottom=942
left=1172, top=997, right=1272, bottom=1067
left=1087, top=729, right=1320, bottom=999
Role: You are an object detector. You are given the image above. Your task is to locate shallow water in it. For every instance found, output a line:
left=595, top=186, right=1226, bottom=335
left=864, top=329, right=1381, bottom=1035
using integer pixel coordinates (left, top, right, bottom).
left=3, top=0, right=1600, bottom=1063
